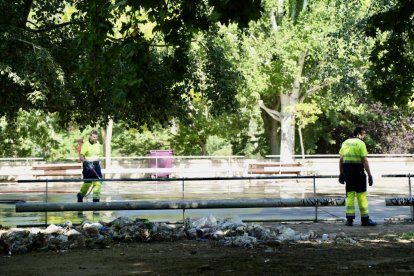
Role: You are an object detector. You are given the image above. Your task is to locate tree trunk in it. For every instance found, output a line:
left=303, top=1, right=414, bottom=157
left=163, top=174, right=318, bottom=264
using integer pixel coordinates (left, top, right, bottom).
left=279, top=51, right=308, bottom=162
left=261, top=109, right=281, bottom=155
left=298, top=127, right=305, bottom=159
left=277, top=0, right=284, bottom=19
left=200, top=141, right=207, bottom=155
left=101, top=119, right=113, bottom=170
left=270, top=9, right=277, bottom=30
left=105, top=119, right=113, bottom=169
left=290, top=0, right=297, bottom=21
left=303, top=0, right=308, bottom=11
left=279, top=93, right=296, bottom=162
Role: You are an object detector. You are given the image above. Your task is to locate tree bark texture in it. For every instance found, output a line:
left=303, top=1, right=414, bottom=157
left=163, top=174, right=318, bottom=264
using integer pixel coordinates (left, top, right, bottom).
left=261, top=108, right=281, bottom=155
left=279, top=50, right=308, bottom=162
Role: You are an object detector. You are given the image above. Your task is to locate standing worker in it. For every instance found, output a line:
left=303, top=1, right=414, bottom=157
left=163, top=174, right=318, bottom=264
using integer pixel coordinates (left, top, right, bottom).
left=339, top=126, right=377, bottom=226
left=77, top=129, right=103, bottom=203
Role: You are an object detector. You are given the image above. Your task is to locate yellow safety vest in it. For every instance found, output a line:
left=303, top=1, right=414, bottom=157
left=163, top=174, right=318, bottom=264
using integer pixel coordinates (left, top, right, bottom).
left=80, top=140, right=101, bottom=161
left=339, top=138, right=368, bottom=164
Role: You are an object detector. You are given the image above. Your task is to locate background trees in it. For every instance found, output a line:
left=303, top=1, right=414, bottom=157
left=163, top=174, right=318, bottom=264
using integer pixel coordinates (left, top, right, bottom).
left=242, top=0, right=413, bottom=159
left=0, top=0, right=413, bottom=160
left=365, top=0, right=414, bottom=106
left=242, top=0, right=353, bottom=161
left=0, top=0, right=262, bottom=127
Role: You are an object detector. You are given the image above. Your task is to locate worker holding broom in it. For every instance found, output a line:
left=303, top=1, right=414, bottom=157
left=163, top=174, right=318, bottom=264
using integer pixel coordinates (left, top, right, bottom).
left=77, top=129, right=103, bottom=203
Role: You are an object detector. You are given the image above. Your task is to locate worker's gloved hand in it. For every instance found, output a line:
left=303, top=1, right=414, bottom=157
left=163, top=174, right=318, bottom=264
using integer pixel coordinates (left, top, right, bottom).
left=368, top=175, right=373, bottom=186
left=338, top=173, right=345, bottom=184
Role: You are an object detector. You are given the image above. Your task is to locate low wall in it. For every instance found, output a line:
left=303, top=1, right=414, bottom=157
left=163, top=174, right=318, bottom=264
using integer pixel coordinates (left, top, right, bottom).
left=0, top=155, right=413, bottom=180
left=302, top=157, right=414, bottom=176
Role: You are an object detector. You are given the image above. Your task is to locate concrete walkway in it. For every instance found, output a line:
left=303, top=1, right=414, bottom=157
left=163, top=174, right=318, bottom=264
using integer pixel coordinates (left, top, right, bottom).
left=245, top=196, right=412, bottom=223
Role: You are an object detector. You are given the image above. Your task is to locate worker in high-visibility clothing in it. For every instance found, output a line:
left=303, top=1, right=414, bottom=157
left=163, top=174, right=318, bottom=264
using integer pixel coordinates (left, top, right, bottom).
left=77, top=129, right=103, bottom=203
left=339, top=126, right=376, bottom=226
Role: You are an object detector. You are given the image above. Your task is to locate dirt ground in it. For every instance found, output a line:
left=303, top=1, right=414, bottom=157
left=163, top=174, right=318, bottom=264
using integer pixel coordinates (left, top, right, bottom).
left=1, top=222, right=414, bottom=275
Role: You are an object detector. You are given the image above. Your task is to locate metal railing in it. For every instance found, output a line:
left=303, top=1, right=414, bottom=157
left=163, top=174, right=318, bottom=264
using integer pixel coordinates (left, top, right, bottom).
left=16, top=175, right=340, bottom=225
left=382, top=174, right=414, bottom=220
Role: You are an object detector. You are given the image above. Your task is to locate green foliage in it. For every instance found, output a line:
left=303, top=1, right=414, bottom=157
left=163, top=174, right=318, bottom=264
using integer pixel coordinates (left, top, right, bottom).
left=0, top=110, right=107, bottom=160
left=169, top=25, right=259, bottom=156
left=208, top=0, right=263, bottom=28
left=301, top=0, right=414, bottom=155
left=365, top=0, right=414, bottom=106
left=170, top=97, right=235, bottom=155
left=0, top=30, right=67, bottom=122
left=401, top=232, right=414, bottom=240
left=255, top=0, right=339, bottom=94
left=206, top=135, right=233, bottom=156
left=294, top=102, right=322, bottom=129
left=240, top=0, right=347, bottom=157
left=302, top=88, right=414, bottom=154
left=2, top=0, right=413, bottom=159
left=111, top=124, right=171, bottom=156
left=0, top=110, right=72, bottom=159
left=1, top=0, right=263, bottom=129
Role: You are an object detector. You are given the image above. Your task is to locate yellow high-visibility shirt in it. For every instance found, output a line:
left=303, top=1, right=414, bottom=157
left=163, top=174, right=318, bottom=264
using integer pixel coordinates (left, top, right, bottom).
left=80, top=140, right=101, bottom=161
left=339, top=138, right=368, bottom=164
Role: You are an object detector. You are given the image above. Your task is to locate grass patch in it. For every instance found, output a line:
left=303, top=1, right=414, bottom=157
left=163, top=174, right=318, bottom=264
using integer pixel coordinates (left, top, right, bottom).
left=400, top=232, right=414, bottom=240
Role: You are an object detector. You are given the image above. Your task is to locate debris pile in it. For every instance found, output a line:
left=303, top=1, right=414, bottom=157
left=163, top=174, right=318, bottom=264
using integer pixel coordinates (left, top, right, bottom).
left=0, top=215, right=356, bottom=255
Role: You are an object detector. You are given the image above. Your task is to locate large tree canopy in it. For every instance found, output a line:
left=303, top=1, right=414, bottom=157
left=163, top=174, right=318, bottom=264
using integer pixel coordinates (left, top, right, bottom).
left=2, top=1, right=414, bottom=160
left=365, top=0, right=414, bottom=106
left=0, top=0, right=262, bottom=127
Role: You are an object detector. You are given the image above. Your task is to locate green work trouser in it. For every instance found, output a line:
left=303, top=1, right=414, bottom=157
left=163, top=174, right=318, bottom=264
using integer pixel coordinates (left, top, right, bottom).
left=346, top=191, right=369, bottom=219
left=79, top=181, right=101, bottom=200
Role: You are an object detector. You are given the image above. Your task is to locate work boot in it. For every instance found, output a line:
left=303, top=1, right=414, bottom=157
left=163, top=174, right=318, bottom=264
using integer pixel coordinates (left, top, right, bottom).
left=77, top=193, right=83, bottom=203
left=93, top=198, right=100, bottom=202
left=361, top=217, right=377, bottom=226
left=345, top=219, right=353, bottom=226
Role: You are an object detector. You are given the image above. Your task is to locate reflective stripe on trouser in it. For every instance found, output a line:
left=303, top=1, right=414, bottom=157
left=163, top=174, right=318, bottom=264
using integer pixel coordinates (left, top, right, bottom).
left=79, top=181, right=101, bottom=200
left=346, top=191, right=369, bottom=218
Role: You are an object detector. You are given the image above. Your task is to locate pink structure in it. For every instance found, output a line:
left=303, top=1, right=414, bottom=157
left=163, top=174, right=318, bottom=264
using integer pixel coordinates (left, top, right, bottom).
left=148, top=150, right=174, bottom=178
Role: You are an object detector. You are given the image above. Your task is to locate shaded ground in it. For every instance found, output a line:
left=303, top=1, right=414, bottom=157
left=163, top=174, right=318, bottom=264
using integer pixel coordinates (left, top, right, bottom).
left=2, top=222, right=414, bottom=275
